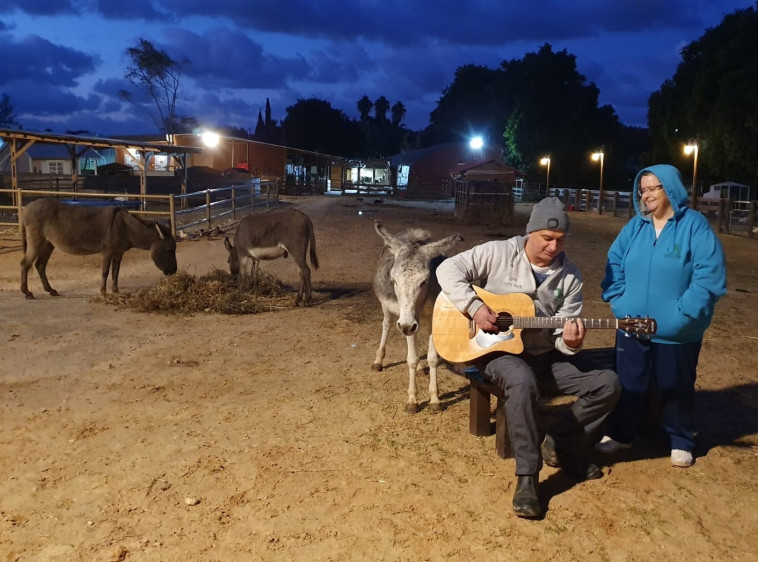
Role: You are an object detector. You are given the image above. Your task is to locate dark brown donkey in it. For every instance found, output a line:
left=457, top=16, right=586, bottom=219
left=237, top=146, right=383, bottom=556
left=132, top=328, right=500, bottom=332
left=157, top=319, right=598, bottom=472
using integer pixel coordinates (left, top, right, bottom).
left=20, top=199, right=177, bottom=299
left=224, top=207, right=318, bottom=305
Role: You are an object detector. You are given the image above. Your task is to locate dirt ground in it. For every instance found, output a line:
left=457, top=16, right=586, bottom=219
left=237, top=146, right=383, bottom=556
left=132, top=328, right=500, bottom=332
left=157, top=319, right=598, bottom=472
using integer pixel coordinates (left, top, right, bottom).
left=1, top=195, right=757, bottom=561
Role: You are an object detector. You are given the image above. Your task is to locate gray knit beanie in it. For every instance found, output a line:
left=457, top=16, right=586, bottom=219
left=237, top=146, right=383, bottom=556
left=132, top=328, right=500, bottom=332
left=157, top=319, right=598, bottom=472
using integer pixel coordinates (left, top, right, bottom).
left=526, top=197, right=570, bottom=233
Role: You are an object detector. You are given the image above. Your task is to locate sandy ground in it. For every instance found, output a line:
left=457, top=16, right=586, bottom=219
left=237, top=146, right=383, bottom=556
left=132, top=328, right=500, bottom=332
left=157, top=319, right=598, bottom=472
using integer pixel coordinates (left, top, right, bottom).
left=1, top=195, right=757, bottom=562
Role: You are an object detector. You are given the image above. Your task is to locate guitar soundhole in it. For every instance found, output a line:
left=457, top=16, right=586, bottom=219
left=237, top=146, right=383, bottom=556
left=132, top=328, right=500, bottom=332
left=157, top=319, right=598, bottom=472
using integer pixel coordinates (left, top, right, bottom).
left=496, top=313, right=514, bottom=333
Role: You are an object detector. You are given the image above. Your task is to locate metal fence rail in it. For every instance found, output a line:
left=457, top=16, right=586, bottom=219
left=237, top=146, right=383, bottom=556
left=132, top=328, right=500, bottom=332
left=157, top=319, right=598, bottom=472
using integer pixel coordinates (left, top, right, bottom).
left=173, top=180, right=279, bottom=233
left=0, top=179, right=281, bottom=237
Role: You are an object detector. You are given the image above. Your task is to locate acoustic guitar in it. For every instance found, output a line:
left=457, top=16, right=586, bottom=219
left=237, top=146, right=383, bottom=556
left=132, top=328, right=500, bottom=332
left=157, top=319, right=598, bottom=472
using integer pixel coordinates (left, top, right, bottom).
left=432, top=286, right=657, bottom=363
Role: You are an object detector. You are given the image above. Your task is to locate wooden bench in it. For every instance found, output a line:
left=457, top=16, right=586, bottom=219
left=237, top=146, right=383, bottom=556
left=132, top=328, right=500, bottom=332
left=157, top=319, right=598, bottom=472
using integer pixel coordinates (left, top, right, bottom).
left=462, top=347, right=660, bottom=459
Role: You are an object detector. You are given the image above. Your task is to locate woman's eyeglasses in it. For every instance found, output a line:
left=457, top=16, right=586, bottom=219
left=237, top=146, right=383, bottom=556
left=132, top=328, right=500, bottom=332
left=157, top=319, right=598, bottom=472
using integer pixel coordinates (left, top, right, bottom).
left=638, top=184, right=663, bottom=196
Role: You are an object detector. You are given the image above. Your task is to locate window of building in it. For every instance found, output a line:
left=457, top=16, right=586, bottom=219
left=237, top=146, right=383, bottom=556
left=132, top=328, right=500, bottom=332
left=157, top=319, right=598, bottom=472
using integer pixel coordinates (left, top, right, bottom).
left=154, top=154, right=168, bottom=171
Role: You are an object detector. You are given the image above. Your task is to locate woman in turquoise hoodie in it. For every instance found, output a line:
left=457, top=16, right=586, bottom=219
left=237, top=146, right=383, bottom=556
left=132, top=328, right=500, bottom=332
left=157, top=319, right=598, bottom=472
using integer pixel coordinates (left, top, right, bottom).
left=596, top=164, right=726, bottom=467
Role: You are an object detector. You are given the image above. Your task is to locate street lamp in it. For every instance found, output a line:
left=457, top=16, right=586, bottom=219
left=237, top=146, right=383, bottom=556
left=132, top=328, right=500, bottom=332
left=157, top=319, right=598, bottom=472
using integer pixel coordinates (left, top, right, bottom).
left=200, top=130, right=220, bottom=148
left=469, top=136, right=484, bottom=162
left=684, top=139, right=699, bottom=210
left=539, top=156, right=551, bottom=193
left=591, top=149, right=605, bottom=214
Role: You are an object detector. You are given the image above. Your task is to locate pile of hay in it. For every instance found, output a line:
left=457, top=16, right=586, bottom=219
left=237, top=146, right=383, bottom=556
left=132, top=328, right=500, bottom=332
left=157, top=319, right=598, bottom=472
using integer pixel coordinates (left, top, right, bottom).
left=97, top=269, right=292, bottom=314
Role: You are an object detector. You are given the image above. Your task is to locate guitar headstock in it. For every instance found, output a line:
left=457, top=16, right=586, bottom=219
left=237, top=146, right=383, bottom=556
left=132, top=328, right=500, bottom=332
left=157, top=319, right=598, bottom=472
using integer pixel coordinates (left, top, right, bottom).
left=619, top=316, right=657, bottom=336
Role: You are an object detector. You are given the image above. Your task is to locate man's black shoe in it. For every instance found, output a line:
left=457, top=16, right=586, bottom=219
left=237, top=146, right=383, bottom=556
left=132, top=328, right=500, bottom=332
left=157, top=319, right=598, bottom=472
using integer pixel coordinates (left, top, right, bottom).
left=512, top=475, right=541, bottom=518
left=541, top=434, right=603, bottom=481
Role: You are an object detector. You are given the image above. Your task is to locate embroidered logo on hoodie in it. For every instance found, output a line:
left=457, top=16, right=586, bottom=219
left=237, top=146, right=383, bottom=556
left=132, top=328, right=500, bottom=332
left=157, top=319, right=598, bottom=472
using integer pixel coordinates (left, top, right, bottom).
left=553, top=287, right=564, bottom=304
left=667, top=244, right=682, bottom=258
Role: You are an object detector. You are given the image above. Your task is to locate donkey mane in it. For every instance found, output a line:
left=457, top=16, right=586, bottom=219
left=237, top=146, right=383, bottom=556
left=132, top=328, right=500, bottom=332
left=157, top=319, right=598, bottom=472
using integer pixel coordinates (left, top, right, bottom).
left=396, top=228, right=431, bottom=245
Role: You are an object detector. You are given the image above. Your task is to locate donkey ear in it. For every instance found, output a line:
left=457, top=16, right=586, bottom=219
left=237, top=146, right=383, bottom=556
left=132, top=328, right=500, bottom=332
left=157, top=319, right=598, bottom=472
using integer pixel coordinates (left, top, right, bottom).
left=155, top=223, right=165, bottom=239
left=374, top=220, right=403, bottom=252
left=422, top=234, right=464, bottom=260
left=224, top=237, right=233, bottom=252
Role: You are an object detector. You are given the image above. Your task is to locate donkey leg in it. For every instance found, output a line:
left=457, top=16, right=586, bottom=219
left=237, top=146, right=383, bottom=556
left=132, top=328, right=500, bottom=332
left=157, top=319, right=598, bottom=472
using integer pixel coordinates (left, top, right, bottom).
left=35, top=242, right=58, bottom=296
left=100, top=256, right=112, bottom=294
left=295, top=264, right=312, bottom=306
left=404, top=333, right=421, bottom=413
left=20, top=249, right=39, bottom=299
left=110, top=255, right=123, bottom=293
left=372, top=309, right=392, bottom=371
left=237, top=255, right=252, bottom=290
left=426, top=334, right=442, bottom=412
left=251, top=260, right=259, bottom=292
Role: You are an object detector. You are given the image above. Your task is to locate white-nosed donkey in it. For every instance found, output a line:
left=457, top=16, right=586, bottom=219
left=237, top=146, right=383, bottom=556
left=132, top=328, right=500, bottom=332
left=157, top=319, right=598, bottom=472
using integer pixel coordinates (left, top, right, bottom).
left=372, top=221, right=463, bottom=412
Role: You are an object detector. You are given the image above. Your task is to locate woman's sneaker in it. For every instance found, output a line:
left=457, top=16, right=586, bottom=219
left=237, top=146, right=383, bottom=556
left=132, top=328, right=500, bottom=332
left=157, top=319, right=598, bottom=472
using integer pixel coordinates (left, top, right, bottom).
left=671, top=449, right=694, bottom=468
left=594, top=435, right=632, bottom=455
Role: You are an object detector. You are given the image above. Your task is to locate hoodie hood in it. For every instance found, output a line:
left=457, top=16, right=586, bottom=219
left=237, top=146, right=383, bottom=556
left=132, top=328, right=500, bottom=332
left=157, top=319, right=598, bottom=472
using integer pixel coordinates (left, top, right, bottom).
left=633, top=164, right=689, bottom=219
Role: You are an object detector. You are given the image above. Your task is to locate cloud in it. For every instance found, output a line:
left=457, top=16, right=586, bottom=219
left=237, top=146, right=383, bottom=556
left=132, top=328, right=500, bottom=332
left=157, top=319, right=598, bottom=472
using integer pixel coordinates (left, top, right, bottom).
left=90, top=0, right=168, bottom=21
left=1, top=1, right=750, bottom=134
left=0, top=34, right=99, bottom=87
left=9, top=79, right=100, bottom=116
left=2, top=0, right=716, bottom=47
left=161, top=27, right=310, bottom=90
left=0, top=0, right=76, bottom=16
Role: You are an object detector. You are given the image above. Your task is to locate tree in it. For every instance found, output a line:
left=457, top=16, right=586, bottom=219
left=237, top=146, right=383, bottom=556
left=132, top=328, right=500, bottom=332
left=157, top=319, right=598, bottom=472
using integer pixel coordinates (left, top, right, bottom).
left=282, top=98, right=364, bottom=156
left=0, top=93, right=21, bottom=129
left=357, top=96, right=373, bottom=121
left=425, top=64, right=508, bottom=146
left=499, top=44, right=625, bottom=186
left=391, top=101, right=406, bottom=127
left=254, top=110, right=265, bottom=137
left=219, top=125, right=251, bottom=138
left=253, top=98, right=282, bottom=144
left=648, top=6, right=758, bottom=183
left=119, top=38, right=189, bottom=134
left=425, top=46, right=630, bottom=187
left=373, top=96, right=390, bottom=124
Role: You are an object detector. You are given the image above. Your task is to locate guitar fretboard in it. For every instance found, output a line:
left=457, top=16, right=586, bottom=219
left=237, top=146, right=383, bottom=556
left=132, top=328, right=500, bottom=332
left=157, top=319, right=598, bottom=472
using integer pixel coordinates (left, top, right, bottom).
left=496, top=316, right=618, bottom=330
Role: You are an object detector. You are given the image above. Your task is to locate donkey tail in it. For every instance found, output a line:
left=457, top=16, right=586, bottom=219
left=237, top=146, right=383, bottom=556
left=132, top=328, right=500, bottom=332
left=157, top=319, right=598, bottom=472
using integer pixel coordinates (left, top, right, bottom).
left=307, top=216, right=319, bottom=270
left=21, top=221, right=27, bottom=255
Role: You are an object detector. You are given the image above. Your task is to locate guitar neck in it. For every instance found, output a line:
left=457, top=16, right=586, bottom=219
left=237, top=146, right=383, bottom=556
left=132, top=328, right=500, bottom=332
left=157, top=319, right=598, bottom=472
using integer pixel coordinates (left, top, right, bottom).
left=510, top=316, right=618, bottom=330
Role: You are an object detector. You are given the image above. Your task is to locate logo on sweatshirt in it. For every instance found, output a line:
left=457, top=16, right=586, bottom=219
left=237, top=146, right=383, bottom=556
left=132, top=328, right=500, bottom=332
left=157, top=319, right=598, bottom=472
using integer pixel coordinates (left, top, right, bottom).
left=668, top=244, right=682, bottom=258
left=553, top=288, right=564, bottom=304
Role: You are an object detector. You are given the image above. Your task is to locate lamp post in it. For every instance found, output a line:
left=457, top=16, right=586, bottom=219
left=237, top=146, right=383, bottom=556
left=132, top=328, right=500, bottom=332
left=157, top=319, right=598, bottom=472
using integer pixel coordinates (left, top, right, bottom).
left=684, top=139, right=699, bottom=210
left=539, top=156, right=551, bottom=193
left=591, top=149, right=605, bottom=214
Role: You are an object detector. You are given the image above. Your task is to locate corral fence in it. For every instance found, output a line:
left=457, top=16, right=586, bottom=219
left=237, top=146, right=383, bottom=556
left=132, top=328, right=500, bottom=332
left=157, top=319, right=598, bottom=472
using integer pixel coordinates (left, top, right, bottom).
left=0, top=179, right=280, bottom=238
left=469, top=180, right=755, bottom=238
left=453, top=180, right=514, bottom=224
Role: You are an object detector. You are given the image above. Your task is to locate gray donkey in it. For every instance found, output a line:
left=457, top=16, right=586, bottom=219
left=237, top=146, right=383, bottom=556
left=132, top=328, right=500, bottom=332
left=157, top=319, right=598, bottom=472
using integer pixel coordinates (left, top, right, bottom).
left=20, top=198, right=177, bottom=299
left=224, top=207, right=318, bottom=305
left=372, top=221, right=463, bottom=412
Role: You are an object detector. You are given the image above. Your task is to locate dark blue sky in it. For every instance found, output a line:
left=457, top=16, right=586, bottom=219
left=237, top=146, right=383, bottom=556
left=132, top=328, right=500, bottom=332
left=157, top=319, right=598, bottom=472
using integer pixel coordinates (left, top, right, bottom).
left=0, top=0, right=753, bottom=136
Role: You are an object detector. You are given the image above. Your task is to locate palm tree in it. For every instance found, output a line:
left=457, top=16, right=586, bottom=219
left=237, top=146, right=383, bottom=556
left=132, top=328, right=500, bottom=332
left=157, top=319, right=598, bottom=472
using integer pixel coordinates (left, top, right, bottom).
left=391, top=101, right=406, bottom=127
left=357, top=96, right=373, bottom=121
left=374, top=96, right=390, bottom=123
